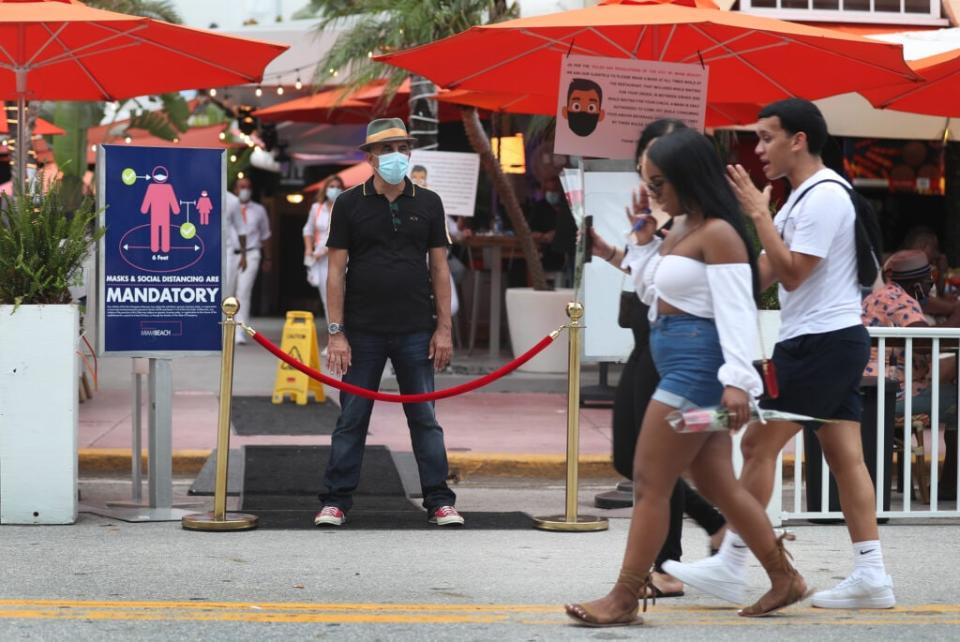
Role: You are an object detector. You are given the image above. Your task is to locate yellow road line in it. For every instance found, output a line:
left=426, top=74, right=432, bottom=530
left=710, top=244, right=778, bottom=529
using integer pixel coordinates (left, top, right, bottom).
left=0, top=600, right=957, bottom=627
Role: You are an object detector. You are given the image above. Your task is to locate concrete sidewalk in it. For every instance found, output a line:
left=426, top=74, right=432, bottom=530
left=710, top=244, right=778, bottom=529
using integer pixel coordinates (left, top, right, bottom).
left=79, top=317, right=624, bottom=479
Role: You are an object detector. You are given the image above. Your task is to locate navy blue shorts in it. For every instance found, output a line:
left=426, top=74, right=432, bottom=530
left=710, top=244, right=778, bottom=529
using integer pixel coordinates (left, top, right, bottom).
left=760, top=324, right=870, bottom=429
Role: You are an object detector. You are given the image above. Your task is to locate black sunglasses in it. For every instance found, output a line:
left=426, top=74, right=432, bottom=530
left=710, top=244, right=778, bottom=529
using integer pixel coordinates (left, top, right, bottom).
left=389, top=201, right=401, bottom=232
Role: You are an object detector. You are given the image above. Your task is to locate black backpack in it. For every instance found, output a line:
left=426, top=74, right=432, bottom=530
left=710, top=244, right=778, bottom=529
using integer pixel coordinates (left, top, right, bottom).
left=788, top=179, right=882, bottom=288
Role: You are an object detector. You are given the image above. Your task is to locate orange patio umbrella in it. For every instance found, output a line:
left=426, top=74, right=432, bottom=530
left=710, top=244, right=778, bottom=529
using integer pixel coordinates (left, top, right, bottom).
left=0, top=0, right=287, bottom=181
left=600, top=0, right=721, bottom=8
left=85, top=123, right=240, bottom=165
left=0, top=116, right=63, bottom=135
left=303, top=162, right=373, bottom=192
left=376, top=4, right=916, bottom=109
left=254, top=78, right=471, bottom=124
left=253, top=86, right=373, bottom=124
left=860, top=49, right=960, bottom=117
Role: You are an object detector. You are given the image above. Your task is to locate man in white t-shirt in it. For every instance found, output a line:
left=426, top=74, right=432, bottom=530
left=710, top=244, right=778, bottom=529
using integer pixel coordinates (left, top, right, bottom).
left=663, top=99, right=894, bottom=610
left=225, top=176, right=272, bottom=344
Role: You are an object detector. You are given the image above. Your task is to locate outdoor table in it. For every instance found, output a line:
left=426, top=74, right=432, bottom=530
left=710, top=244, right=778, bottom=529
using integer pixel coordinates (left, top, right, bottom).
left=462, top=233, right=525, bottom=358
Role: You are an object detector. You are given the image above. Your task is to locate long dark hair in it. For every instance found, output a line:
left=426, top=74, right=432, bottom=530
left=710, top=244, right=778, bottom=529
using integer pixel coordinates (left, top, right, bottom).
left=645, top=128, right=760, bottom=303
left=636, top=119, right=688, bottom=236
left=635, top=118, right=687, bottom=161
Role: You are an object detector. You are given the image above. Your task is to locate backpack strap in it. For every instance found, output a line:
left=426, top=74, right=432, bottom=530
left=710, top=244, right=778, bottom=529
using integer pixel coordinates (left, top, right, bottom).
left=779, top=178, right=850, bottom=239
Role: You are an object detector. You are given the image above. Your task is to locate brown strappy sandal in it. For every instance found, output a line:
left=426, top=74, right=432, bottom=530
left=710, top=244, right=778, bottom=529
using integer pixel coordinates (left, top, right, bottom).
left=565, top=569, right=654, bottom=627
left=739, top=532, right=814, bottom=617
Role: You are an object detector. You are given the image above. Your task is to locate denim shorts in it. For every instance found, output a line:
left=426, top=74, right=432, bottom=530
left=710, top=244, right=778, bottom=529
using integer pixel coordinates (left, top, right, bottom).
left=649, top=314, right=724, bottom=410
left=760, top=324, right=870, bottom=429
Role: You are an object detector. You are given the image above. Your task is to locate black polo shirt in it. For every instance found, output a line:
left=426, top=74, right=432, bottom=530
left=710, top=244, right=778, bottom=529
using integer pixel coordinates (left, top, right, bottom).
left=326, top=176, right=449, bottom=334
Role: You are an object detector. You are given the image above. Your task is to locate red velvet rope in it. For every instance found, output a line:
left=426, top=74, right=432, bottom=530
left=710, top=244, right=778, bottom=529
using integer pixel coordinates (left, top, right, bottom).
left=250, top=329, right=560, bottom=403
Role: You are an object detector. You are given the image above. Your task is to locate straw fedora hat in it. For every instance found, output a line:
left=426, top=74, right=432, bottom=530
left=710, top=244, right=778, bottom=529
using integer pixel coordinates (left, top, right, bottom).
left=359, top=117, right=417, bottom=151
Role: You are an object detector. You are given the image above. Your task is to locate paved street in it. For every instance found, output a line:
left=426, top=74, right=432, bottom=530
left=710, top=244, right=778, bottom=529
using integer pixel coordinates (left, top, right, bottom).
left=1, top=476, right=958, bottom=641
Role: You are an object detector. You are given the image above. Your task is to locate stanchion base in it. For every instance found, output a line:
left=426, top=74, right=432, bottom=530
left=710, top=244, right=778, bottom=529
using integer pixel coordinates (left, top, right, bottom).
left=181, top=512, right=259, bottom=531
left=533, top=514, right=609, bottom=532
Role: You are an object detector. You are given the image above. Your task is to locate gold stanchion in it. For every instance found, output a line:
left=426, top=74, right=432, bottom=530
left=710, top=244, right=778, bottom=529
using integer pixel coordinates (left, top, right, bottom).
left=534, top=302, right=608, bottom=532
left=182, top=297, right=258, bottom=532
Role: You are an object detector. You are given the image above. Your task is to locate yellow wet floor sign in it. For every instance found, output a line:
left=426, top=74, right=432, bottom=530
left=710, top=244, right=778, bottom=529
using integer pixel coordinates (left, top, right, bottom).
left=272, top=311, right=326, bottom=405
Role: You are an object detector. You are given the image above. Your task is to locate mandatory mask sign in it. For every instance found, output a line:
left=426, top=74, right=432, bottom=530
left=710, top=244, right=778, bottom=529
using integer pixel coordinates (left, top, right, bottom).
left=98, top=145, right=226, bottom=356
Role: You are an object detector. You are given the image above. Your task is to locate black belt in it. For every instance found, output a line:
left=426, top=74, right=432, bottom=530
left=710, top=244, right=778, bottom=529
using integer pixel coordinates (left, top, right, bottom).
left=233, top=248, right=261, bottom=254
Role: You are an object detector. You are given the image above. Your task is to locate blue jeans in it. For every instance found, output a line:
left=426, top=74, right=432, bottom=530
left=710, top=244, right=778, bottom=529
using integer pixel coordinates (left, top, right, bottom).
left=649, top=314, right=724, bottom=410
left=320, top=330, right=456, bottom=513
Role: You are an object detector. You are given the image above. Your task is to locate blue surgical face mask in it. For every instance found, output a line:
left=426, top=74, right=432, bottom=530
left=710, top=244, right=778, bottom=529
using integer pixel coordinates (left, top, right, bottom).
left=375, top=152, right=410, bottom=185
left=326, top=186, right=342, bottom=201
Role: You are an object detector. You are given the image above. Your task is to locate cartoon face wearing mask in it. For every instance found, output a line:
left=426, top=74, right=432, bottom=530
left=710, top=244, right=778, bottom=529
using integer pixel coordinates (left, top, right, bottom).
left=562, top=79, right=605, bottom=138
left=151, top=166, right=169, bottom=183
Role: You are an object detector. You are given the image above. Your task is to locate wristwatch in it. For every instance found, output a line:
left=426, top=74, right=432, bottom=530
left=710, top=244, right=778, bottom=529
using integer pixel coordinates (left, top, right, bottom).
left=327, top=322, right=344, bottom=335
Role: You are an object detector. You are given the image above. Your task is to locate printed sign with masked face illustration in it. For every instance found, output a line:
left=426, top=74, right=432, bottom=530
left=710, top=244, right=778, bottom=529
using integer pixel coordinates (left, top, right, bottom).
left=555, top=55, right=708, bottom=160
left=563, top=79, right=606, bottom=137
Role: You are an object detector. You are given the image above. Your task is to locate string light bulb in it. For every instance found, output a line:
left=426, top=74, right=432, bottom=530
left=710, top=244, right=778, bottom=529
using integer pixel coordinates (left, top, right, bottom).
left=276, top=86, right=284, bottom=96
left=218, top=131, right=226, bottom=141
left=209, top=88, right=217, bottom=97
left=295, top=76, right=303, bottom=91
left=255, top=85, right=263, bottom=97
left=124, top=136, right=132, bottom=144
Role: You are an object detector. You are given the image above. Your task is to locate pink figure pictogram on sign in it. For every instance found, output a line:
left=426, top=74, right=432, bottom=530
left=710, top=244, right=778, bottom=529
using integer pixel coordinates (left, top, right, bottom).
left=197, top=190, right=214, bottom=226
left=139, top=165, right=181, bottom=252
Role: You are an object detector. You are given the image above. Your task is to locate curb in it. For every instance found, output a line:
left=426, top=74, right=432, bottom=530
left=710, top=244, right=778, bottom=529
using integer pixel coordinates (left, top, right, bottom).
left=79, top=449, right=807, bottom=480
left=79, top=449, right=211, bottom=476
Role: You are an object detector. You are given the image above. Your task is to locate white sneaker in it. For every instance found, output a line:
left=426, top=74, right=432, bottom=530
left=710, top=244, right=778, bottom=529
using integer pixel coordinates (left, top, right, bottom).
left=811, top=572, right=895, bottom=609
left=662, top=557, right=747, bottom=604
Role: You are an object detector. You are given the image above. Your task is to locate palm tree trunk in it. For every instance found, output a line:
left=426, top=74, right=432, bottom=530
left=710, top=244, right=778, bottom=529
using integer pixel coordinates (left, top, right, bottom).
left=408, top=75, right=438, bottom=150
left=460, top=106, right=548, bottom=291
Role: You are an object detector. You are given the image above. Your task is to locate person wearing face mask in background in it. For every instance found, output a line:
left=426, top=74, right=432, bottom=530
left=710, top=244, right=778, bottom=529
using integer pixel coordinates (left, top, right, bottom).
left=522, top=174, right=577, bottom=286
left=317, top=118, right=462, bottom=528
left=303, top=175, right=345, bottom=322
left=225, top=175, right=272, bottom=344
left=861, top=249, right=958, bottom=502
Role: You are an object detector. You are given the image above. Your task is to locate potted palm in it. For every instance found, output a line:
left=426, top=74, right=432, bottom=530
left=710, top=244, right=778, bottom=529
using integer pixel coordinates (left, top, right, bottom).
left=0, top=179, right=102, bottom=524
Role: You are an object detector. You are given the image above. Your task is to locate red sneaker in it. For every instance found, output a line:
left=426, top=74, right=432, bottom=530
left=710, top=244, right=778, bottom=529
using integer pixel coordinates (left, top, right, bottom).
left=429, top=505, right=464, bottom=526
left=314, top=506, right=346, bottom=527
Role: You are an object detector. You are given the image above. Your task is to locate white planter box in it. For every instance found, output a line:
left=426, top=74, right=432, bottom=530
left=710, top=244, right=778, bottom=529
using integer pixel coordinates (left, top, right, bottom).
left=505, top=288, right=574, bottom=374
left=0, top=304, right=79, bottom=524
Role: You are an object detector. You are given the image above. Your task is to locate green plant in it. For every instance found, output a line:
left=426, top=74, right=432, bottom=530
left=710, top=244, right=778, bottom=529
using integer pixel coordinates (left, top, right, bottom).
left=0, top=179, right=104, bottom=308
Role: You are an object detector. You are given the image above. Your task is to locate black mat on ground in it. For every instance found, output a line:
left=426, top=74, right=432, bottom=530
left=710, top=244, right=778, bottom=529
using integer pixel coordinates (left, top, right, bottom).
left=188, top=448, right=242, bottom=496
left=248, top=504, right=536, bottom=530
left=240, top=446, right=534, bottom=530
left=230, top=396, right=340, bottom=436
left=241, top=445, right=405, bottom=496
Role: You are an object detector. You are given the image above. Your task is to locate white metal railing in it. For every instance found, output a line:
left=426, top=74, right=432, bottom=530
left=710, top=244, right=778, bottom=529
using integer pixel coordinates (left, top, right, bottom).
left=739, top=0, right=946, bottom=26
left=764, top=326, right=960, bottom=526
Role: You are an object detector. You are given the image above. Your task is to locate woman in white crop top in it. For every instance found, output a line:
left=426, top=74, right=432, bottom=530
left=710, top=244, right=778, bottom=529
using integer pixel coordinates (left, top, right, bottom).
left=303, top=175, right=345, bottom=314
left=566, top=129, right=809, bottom=627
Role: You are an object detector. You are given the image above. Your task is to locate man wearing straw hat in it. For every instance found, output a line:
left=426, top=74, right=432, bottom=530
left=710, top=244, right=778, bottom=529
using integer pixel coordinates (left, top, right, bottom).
left=316, top=118, right=462, bottom=528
